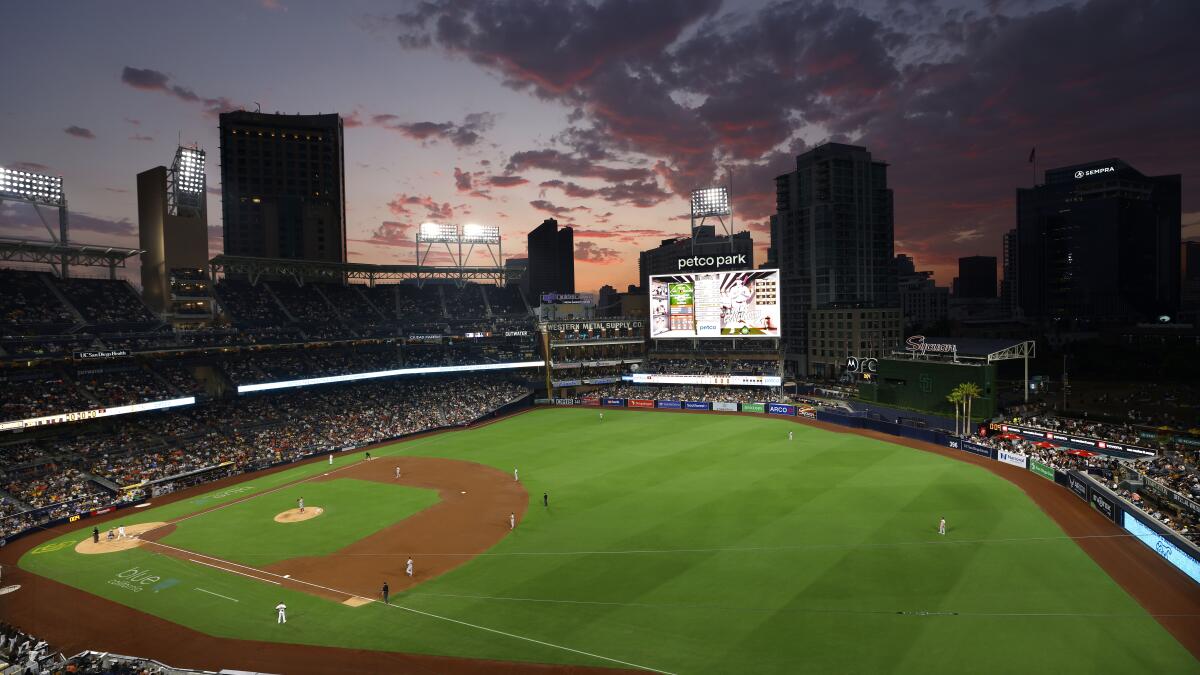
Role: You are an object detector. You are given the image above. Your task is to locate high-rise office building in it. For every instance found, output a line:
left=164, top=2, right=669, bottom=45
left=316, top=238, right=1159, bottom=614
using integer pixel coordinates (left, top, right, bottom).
left=138, top=145, right=211, bottom=324
left=1181, top=241, right=1200, bottom=323
left=1017, top=159, right=1180, bottom=323
left=638, top=225, right=754, bottom=290
left=1000, top=229, right=1019, bottom=317
left=770, top=142, right=898, bottom=375
left=526, top=218, right=575, bottom=299
left=956, top=256, right=997, bottom=299
left=218, top=111, right=346, bottom=262
left=895, top=254, right=948, bottom=331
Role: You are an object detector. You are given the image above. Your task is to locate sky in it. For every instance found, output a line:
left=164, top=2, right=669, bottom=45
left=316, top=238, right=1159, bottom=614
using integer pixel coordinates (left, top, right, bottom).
left=1, top=0, right=1198, bottom=295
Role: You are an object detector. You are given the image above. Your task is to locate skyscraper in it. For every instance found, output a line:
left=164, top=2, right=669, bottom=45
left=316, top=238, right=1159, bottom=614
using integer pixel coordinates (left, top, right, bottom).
left=956, top=256, right=997, bottom=298
left=138, top=145, right=211, bottom=323
left=526, top=218, right=575, bottom=299
left=1001, top=229, right=1019, bottom=318
left=1017, top=159, right=1180, bottom=323
left=895, top=254, right=948, bottom=331
left=770, top=142, right=898, bottom=375
left=218, top=111, right=346, bottom=262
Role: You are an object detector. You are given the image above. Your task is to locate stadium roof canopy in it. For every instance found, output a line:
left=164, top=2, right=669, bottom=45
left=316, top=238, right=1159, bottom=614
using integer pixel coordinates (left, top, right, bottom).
left=208, top=254, right=520, bottom=287
left=0, top=237, right=141, bottom=279
left=889, top=336, right=1035, bottom=363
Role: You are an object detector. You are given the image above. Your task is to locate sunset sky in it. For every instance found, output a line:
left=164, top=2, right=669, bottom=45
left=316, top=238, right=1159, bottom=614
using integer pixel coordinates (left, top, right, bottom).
left=2, top=0, right=1197, bottom=295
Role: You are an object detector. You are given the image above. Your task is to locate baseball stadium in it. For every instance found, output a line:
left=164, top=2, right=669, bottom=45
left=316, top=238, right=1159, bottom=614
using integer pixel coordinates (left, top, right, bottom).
left=0, top=252, right=1198, bottom=674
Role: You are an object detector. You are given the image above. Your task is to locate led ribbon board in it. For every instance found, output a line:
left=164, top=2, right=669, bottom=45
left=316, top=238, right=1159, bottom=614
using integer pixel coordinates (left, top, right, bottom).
left=0, top=397, right=196, bottom=432
left=237, top=360, right=546, bottom=393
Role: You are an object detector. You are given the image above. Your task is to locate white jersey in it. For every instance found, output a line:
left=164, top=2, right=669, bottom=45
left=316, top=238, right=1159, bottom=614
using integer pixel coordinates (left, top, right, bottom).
left=514, top=468, right=519, bottom=482
left=276, top=603, right=287, bottom=623
left=406, top=559, right=414, bottom=576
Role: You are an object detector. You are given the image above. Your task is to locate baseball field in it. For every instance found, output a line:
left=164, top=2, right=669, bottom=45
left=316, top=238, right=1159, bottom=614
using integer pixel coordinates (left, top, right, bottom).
left=13, top=407, right=1200, bottom=673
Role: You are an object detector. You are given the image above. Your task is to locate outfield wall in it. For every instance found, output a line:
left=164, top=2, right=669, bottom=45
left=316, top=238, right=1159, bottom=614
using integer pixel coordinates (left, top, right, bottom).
left=542, top=397, right=1200, bottom=586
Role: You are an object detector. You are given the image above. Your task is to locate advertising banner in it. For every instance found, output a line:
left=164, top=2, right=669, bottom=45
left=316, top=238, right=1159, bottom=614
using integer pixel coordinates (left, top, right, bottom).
left=552, top=380, right=582, bottom=387
left=601, top=398, right=626, bottom=407
left=997, top=449, right=1028, bottom=469
left=712, top=401, right=739, bottom=412
left=741, top=402, right=766, bottom=413
left=552, top=398, right=579, bottom=406
left=1029, top=459, right=1055, bottom=481
left=0, top=396, right=197, bottom=433
left=999, top=424, right=1154, bottom=457
left=797, top=407, right=816, bottom=419
left=767, top=403, right=795, bottom=416
left=684, top=401, right=711, bottom=411
left=1122, top=511, right=1200, bottom=584
left=649, top=269, right=781, bottom=338
left=628, top=399, right=655, bottom=409
left=958, top=440, right=993, bottom=458
left=583, top=377, right=619, bottom=385
left=581, top=397, right=600, bottom=406
left=630, top=373, right=782, bottom=387
left=1068, top=473, right=1089, bottom=501
left=656, top=400, right=682, bottom=409
left=1088, top=488, right=1118, bottom=523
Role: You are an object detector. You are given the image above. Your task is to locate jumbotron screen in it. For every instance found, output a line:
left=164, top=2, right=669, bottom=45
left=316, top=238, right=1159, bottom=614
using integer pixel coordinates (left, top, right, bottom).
left=649, top=269, right=781, bottom=338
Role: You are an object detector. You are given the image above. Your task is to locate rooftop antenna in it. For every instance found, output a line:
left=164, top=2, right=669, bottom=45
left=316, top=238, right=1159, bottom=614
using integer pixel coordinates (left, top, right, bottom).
left=254, top=101, right=262, bottom=112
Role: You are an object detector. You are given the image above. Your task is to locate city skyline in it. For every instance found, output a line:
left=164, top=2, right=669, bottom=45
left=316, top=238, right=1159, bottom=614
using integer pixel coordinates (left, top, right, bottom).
left=1, top=0, right=1198, bottom=295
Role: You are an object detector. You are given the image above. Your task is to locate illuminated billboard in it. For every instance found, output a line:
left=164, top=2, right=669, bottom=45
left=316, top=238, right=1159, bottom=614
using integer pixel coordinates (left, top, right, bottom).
left=649, top=269, right=780, bottom=338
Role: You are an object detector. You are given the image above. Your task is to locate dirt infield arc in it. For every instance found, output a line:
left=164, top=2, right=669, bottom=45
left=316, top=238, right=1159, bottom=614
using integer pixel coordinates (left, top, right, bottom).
left=131, top=456, right=530, bottom=604
left=2, top=406, right=1200, bottom=674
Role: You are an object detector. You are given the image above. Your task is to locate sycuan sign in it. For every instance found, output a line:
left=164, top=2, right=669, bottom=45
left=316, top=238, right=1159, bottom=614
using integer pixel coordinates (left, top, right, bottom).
left=905, top=335, right=956, bottom=354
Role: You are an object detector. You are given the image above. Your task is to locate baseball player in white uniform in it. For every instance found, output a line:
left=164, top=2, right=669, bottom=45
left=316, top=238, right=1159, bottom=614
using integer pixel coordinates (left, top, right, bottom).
left=276, top=602, right=287, bottom=623
left=395, top=466, right=402, bottom=480
left=117, top=525, right=127, bottom=539
left=509, top=512, right=515, bottom=530
left=513, top=467, right=519, bottom=482
left=788, top=431, right=793, bottom=441
left=328, top=454, right=333, bottom=465
left=406, top=558, right=414, bottom=577
left=938, top=517, right=946, bottom=535
left=298, top=497, right=305, bottom=514
left=599, top=412, right=604, bottom=422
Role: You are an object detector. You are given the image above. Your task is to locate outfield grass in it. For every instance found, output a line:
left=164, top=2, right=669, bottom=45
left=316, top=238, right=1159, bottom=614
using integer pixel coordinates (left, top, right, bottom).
left=20, top=408, right=1197, bottom=673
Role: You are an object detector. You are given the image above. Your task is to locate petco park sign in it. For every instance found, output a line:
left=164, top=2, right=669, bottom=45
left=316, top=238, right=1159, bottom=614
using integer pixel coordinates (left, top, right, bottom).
left=676, top=254, right=747, bottom=270
left=1074, top=166, right=1115, bottom=179
left=905, top=335, right=956, bottom=354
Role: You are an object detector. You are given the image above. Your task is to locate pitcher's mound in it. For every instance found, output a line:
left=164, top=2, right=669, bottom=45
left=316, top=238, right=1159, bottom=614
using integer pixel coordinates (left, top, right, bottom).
left=75, top=522, right=167, bottom=554
left=275, top=507, right=323, bottom=523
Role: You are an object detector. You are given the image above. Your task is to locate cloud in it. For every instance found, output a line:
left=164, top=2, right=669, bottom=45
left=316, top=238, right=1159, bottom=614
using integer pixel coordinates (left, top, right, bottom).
left=8, top=161, right=51, bottom=173
left=0, top=204, right=133, bottom=238
left=120, top=66, right=239, bottom=116
left=64, top=126, right=95, bottom=139
left=507, top=149, right=652, bottom=182
left=124, top=118, right=141, bottom=126
left=574, top=241, right=622, bottom=265
left=375, top=111, right=496, bottom=147
left=952, top=228, right=984, bottom=243
left=484, top=175, right=528, bottom=188
left=529, top=199, right=587, bottom=216
left=387, top=193, right=454, bottom=221
left=129, top=134, right=154, bottom=142
left=361, top=220, right=416, bottom=248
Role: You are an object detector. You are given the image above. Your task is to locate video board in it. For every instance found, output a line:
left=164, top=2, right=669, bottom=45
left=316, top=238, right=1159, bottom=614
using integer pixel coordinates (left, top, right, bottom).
left=649, top=269, right=780, bottom=338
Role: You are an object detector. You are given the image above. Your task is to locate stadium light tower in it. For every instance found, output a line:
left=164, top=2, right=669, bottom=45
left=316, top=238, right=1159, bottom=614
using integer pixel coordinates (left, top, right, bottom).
left=168, top=145, right=205, bottom=218
left=415, top=222, right=504, bottom=287
left=690, top=179, right=733, bottom=254
left=0, top=165, right=71, bottom=275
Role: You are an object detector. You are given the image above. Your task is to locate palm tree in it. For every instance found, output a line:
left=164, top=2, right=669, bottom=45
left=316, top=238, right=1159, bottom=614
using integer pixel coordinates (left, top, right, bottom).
left=947, top=387, right=964, bottom=436
left=959, top=382, right=983, bottom=434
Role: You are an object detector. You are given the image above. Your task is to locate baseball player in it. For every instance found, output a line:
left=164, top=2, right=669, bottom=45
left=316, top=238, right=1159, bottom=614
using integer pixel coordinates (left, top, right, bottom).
left=328, top=453, right=333, bottom=465
left=382, top=581, right=390, bottom=604
left=513, top=467, right=519, bottom=482
left=117, top=525, right=126, bottom=539
left=509, top=512, right=515, bottom=530
left=106, top=528, right=114, bottom=541
left=92, top=527, right=99, bottom=544
left=395, top=466, right=401, bottom=480
left=543, top=492, right=548, bottom=508
left=365, top=451, right=372, bottom=461
left=276, top=602, right=287, bottom=624
left=938, top=517, right=946, bottom=536
left=788, top=431, right=793, bottom=441
left=600, top=411, right=604, bottom=422
left=298, top=497, right=305, bottom=514
left=406, top=558, right=414, bottom=577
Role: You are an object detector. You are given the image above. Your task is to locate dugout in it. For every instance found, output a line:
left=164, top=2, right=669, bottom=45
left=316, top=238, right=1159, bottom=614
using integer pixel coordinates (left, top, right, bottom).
left=857, top=337, right=1035, bottom=422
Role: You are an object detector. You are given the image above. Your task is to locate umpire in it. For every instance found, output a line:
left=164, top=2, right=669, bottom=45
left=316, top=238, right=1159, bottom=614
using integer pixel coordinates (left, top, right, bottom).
left=382, top=581, right=389, bottom=604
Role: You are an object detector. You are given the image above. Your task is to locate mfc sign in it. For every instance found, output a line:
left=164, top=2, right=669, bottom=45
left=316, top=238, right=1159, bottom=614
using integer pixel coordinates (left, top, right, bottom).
left=845, top=356, right=878, bottom=374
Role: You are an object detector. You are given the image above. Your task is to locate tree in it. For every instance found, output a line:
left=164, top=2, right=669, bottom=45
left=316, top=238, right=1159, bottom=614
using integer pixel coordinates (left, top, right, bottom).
left=959, top=382, right=983, bottom=434
left=947, top=387, right=964, bottom=436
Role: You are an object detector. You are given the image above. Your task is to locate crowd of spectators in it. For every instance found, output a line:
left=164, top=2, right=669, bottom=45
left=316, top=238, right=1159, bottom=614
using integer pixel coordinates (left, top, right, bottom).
left=644, top=358, right=781, bottom=376
left=589, top=383, right=792, bottom=404
left=54, top=278, right=156, bottom=326
left=0, top=375, right=531, bottom=538
left=1, top=370, right=94, bottom=421
left=75, top=367, right=175, bottom=407
left=0, top=270, right=75, bottom=329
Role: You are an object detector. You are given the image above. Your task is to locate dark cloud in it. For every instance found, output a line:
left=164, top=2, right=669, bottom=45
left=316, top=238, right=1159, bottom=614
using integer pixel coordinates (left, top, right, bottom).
left=0, top=204, right=133, bottom=238
left=375, top=112, right=496, bottom=147
left=120, top=66, right=238, bottom=116
left=64, top=126, right=95, bottom=139
left=362, top=220, right=416, bottom=248
left=129, top=134, right=154, bottom=142
left=395, top=0, right=1200, bottom=282
left=483, top=175, right=528, bottom=188
left=529, top=199, right=587, bottom=216
left=8, top=162, right=51, bottom=173
left=574, top=240, right=622, bottom=265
